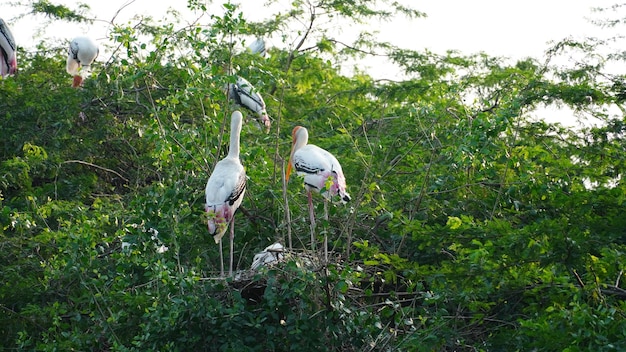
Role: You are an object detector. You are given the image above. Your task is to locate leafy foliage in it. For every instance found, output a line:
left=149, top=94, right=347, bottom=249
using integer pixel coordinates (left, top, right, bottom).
left=1, top=0, right=626, bottom=351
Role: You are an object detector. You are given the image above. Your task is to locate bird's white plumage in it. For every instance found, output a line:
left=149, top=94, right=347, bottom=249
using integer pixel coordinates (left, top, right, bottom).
left=205, top=111, right=246, bottom=277
left=288, top=126, right=350, bottom=202
left=250, top=242, right=284, bottom=270
left=246, top=37, right=266, bottom=56
left=0, top=18, right=17, bottom=77
left=287, top=126, right=350, bottom=261
left=66, top=36, right=99, bottom=86
left=205, top=111, right=246, bottom=244
left=227, top=76, right=271, bottom=131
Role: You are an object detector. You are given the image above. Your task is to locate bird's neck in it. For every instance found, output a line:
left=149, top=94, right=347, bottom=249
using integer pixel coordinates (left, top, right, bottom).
left=228, top=115, right=242, bottom=158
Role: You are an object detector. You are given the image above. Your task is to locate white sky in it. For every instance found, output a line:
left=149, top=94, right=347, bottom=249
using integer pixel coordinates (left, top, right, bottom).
left=4, top=0, right=615, bottom=57
left=3, top=0, right=622, bottom=125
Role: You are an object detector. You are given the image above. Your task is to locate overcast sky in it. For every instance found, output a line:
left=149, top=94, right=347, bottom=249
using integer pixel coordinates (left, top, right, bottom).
left=4, top=0, right=615, bottom=57
left=4, top=0, right=621, bottom=125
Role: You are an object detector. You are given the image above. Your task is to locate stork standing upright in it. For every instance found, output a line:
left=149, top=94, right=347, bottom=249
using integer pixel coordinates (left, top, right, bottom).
left=227, top=76, right=271, bottom=132
left=66, top=36, right=99, bottom=88
left=205, top=111, right=247, bottom=277
left=286, top=126, right=350, bottom=262
left=0, top=18, right=17, bottom=77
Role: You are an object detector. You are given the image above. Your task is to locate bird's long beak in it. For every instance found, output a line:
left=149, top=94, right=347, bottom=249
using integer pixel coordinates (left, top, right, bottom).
left=286, top=126, right=300, bottom=182
left=286, top=159, right=293, bottom=182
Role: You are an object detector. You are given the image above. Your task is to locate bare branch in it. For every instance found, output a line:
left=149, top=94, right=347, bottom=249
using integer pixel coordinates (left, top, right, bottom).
left=61, top=160, right=129, bottom=182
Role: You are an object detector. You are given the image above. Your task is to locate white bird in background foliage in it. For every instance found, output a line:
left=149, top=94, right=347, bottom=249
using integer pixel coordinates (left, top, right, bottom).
left=250, top=242, right=284, bottom=270
left=286, top=126, right=350, bottom=261
left=227, top=76, right=271, bottom=132
left=0, top=18, right=18, bottom=77
left=66, top=36, right=99, bottom=88
left=246, top=37, right=266, bottom=57
left=205, top=110, right=247, bottom=277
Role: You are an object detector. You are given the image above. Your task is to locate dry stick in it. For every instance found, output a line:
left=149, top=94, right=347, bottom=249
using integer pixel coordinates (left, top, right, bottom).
left=344, top=179, right=366, bottom=258
left=571, top=268, right=586, bottom=289
left=323, top=198, right=329, bottom=263
left=270, top=0, right=315, bottom=97
left=281, top=160, right=292, bottom=249
left=109, top=0, right=137, bottom=24
left=60, top=160, right=128, bottom=182
left=273, top=85, right=289, bottom=248
left=285, top=5, right=315, bottom=73
left=308, top=191, right=316, bottom=252
left=55, top=159, right=128, bottom=201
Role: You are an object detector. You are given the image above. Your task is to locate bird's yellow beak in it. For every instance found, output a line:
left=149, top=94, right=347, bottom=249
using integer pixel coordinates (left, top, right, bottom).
left=286, top=160, right=293, bottom=182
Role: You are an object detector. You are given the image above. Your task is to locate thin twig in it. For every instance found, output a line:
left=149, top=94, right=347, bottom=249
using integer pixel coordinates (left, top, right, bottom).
left=571, top=268, right=586, bottom=288
left=282, top=160, right=292, bottom=250
left=61, top=160, right=128, bottom=182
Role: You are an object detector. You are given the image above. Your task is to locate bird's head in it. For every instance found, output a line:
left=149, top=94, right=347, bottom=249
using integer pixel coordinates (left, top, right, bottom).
left=259, top=111, right=271, bottom=133
left=72, top=75, right=83, bottom=88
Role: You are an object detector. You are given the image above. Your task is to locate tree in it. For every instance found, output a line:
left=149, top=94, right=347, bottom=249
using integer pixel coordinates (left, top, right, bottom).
left=1, top=0, right=626, bottom=350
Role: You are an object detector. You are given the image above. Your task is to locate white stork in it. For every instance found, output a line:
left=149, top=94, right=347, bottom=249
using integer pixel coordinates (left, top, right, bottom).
left=286, top=126, right=350, bottom=261
left=0, top=18, right=17, bottom=77
left=227, top=76, right=271, bottom=132
left=66, top=36, right=99, bottom=88
left=205, top=110, right=247, bottom=277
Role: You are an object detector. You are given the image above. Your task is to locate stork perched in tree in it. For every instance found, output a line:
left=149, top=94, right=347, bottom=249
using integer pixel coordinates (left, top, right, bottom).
left=226, top=76, right=271, bottom=132
left=66, top=36, right=99, bottom=88
left=286, top=126, right=350, bottom=262
left=246, top=37, right=266, bottom=57
left=205, top=111, right=247, bottom=277
left=0, top=18, right=17, bottom=77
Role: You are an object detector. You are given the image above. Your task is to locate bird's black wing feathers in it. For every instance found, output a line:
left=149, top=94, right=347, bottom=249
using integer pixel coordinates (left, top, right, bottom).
left=69, top=42, right=79, bottom=61
left=0, top=19, right=16, bottom=51
left=295, top=160, right=324, bottom=175
left=228, top=84, right=243, bottom=105
left=236, top=81, right=265, bottom=107
left=227, top=171, right=247, bottom=205
left=0, top=19, right=15, bottom=68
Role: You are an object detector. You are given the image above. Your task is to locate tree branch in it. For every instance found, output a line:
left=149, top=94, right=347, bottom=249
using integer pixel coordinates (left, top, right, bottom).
left=61, top=160, right=129, bottom=182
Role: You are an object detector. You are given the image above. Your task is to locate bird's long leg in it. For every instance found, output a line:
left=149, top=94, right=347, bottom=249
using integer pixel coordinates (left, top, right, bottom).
left=323, top=198, right=329, bottom=263
left=229, top=217, right=235, bottom=277
left=308, top=191, right=316, bottom=252
left=219, top=239, right=225, bottom=277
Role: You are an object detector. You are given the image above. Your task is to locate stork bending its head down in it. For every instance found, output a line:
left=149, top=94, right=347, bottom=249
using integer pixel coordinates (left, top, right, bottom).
left=205, top=111, right=247, bottom=277
left=0, top=18, right=18, bottom=77
left=227, top=76, right=271, bottom=132
left=286, top=126, right=350, bottom=261
left=66, top=36, right=99, bottom=88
